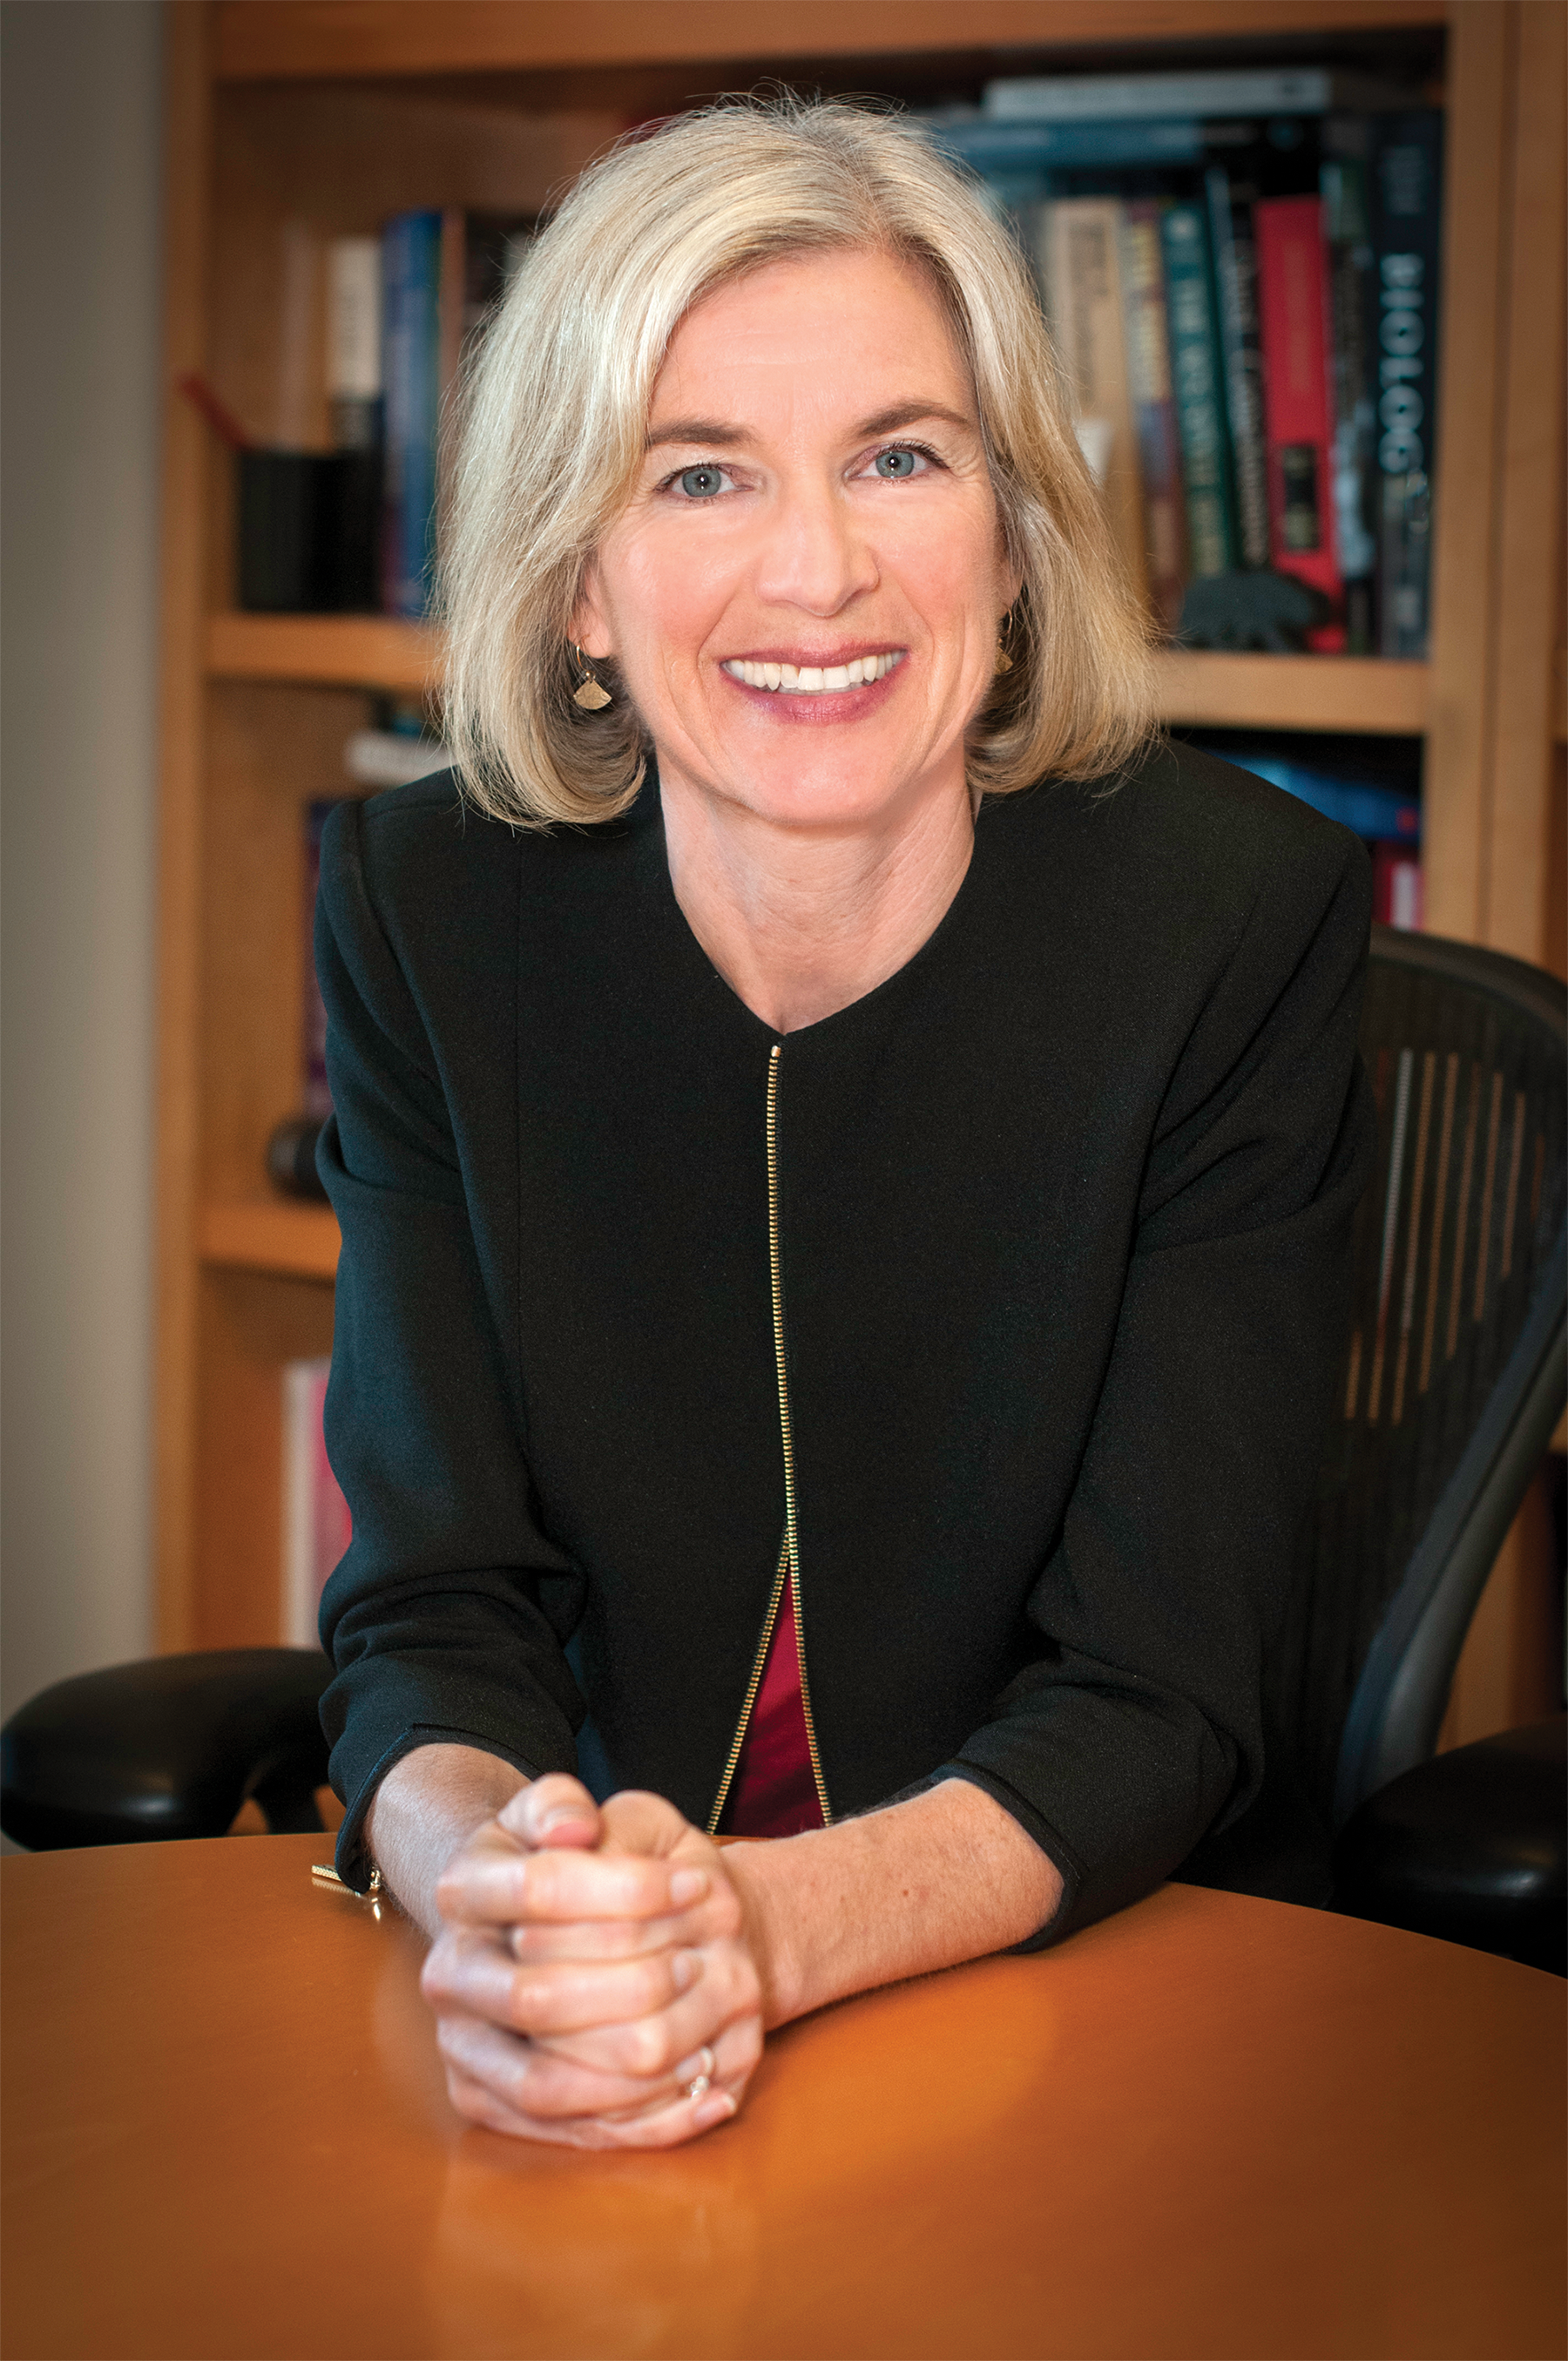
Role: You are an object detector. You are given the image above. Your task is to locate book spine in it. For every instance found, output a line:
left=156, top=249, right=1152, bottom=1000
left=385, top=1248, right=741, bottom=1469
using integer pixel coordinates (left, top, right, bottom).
left=281, top=1358, right=351, bottom=1648
left=1159, top=202, right=1237, bottom=578
left=303, top=799, right=341, bottom=1120
left=1119, top=201, right=1187, bottom=633
left=380, top=208, right=443, bottom=619
left=1254, top=195, right=1345, bottom=652
left=1320, top=137, right=1378, bottom=653
left=1035, top=198, right=1147, bottom=608
left=1371, top=843, right=1423, bottom=930
left=1205, top=167, right=1271, bottom=568
left=327, top=235, right=382, bottom=450
left=1371, top=112, right=1443, bottom=658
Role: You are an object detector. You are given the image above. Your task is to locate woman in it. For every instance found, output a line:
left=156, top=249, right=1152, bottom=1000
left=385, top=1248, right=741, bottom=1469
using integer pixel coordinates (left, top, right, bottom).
left=317, top=99, right=1372, bottom=2149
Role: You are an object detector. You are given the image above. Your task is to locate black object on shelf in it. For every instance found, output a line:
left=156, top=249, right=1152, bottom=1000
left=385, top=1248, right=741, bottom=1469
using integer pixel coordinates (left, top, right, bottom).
left=1176, top=566, right=1332, bottom=652
left=237, top=449, right=382, bottom=613
left=266, top=1114, right=328, bottom=1201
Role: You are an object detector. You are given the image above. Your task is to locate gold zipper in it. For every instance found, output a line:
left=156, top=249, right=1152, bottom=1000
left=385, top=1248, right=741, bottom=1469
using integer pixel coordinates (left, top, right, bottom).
left=705, top=1043, right=833, bottom=1835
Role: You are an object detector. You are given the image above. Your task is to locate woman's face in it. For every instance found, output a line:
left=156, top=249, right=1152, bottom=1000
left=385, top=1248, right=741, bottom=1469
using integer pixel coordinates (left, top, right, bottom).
left=572, top=247, right=1016, bottom=838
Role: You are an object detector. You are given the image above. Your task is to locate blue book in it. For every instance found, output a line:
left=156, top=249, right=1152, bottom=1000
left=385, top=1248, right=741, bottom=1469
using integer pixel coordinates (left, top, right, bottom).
left=923, top=116, right=1256, bottom=175
left=1160, top=202, right=1237, bottom=578
left=1370, top=113, right=1443, bottom=658
left=1209, top=748, right=1420, bottom=842
left=380, top=208, right=443, bottom=619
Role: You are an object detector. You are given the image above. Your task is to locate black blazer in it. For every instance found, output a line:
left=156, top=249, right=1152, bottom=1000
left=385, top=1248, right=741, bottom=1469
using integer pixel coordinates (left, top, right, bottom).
left=316, top=741, right=1374, bottom=1945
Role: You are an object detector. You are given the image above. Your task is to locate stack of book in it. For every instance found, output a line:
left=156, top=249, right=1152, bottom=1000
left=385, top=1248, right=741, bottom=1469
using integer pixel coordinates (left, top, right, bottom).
left=923, top=66, right=1442, bottom=656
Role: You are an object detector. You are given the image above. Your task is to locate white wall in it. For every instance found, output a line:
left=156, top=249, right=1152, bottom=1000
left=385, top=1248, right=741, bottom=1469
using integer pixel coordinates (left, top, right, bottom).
left=2, top=0, right=164, bottom=1717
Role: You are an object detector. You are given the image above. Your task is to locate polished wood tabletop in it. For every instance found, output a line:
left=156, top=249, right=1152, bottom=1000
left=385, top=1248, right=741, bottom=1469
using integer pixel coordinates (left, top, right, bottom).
left=2, top=1832, right=1562, bottom=2361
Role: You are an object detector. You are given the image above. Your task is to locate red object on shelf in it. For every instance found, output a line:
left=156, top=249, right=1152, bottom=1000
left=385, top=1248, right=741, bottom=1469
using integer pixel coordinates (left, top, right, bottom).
left=1255, top=196, right=1345, bottom=653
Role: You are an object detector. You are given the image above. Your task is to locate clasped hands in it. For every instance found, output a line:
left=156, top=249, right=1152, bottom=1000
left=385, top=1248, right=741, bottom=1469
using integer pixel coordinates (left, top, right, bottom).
left=420, top=1774, right=767, bottom=2148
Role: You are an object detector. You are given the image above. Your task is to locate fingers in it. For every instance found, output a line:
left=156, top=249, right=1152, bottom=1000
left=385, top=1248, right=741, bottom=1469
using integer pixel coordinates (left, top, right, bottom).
left=437, top=1838, right=710, bottom=1931
left=444, top=2060, right=739, bottom=2150
left=422, top=1925, right=710, bottom=2040
left=497, top=1775, right=603, bottom=1851
left=530, top=1941, right=761, bottom=2082
left=436, top=2008, right=757, bottom=2128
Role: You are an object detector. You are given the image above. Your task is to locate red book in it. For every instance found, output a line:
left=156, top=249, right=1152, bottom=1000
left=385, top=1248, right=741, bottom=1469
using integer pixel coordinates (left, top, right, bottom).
left=1371, top=843, right=1423, bottom=931
left=1255, top=196, right=1345, bottom=652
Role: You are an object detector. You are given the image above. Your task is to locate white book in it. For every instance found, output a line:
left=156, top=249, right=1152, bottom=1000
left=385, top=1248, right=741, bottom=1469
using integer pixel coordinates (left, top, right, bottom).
left=328, top=237, right=382, bottom=401
left=983, top=68, right=1403, bottom=121
left=281, top=1358, right=350, bottom=1648
left=343, top=728, right=453, bottom=788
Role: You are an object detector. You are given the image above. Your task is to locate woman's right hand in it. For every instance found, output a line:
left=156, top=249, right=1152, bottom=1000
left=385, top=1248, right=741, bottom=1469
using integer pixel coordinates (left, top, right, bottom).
left=418, top=1774, right=763, bottom=2148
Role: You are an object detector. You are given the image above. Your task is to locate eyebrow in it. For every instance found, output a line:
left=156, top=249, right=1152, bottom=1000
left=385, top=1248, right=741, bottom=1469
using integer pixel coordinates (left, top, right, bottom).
left=645, top=399, right=977, bottom=452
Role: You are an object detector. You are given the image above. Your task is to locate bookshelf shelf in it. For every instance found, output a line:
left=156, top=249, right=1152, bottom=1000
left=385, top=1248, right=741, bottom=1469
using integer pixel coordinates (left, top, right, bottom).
left=206, top=613, right=439, bottom=695
left=1152, top=652, right=1427, bottom=734
left=206, top=612, right=1429, bottom=735
left=212, top=0, right=1449, bottom=85
left=199, top=1199, right=340, bottom=1282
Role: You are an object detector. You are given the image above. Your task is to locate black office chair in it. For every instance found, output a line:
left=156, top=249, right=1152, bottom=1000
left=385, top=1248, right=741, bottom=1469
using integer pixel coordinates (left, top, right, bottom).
left=4, top=930, right=1564, bottom=1966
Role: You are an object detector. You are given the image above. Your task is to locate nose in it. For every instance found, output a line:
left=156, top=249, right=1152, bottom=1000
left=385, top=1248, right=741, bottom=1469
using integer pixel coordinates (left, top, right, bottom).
left=754, top=473, right=878, bottom=616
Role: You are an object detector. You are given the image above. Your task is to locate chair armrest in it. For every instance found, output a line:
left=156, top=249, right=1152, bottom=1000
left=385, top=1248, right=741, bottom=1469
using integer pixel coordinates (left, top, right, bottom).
left=1333, top=1716, right=1566, bottom=1976
left=1, top=1649, right=333, bottom=1850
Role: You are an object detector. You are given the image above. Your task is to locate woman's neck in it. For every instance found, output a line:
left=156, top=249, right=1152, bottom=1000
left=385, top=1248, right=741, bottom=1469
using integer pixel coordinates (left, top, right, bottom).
left=658, top=768, right=976, bottom=1036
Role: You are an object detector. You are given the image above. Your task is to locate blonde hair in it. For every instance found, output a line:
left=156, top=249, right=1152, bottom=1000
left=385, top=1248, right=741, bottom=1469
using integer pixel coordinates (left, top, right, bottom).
left=442, top=98, right=1157, bottom=827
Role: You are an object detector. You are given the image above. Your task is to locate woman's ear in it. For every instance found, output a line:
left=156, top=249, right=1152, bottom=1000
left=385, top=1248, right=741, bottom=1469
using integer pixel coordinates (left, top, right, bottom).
left=569, top=560, right=613, bottom=662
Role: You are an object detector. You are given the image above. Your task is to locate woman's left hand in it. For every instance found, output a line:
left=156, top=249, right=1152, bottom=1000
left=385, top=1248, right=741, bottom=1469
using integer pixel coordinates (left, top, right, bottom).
left=421, top=1775, right=766, bottom=2148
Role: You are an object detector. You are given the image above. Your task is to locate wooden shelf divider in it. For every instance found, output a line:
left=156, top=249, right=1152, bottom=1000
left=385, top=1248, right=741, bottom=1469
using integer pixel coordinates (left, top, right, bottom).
left=199, top=1199, right=340, bottom=1282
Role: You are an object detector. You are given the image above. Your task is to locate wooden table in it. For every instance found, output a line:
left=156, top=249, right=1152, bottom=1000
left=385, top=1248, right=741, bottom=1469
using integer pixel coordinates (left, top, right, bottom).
left=3, top=1834, right=1562, bottom=2361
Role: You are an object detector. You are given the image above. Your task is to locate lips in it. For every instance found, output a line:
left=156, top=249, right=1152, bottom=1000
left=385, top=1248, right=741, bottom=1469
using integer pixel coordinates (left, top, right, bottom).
left=720, top=652, right=904, bottom=694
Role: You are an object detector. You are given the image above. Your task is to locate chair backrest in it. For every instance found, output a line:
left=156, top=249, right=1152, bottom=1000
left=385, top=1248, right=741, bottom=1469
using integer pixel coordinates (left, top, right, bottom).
left=1286, top=926, right=1567, bottom=1828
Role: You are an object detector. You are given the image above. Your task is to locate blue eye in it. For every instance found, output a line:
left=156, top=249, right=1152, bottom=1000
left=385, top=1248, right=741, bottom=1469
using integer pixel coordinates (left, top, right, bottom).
left=875, top=447, right=920, bottom=478
left=679, top=465, right=726, bottom=498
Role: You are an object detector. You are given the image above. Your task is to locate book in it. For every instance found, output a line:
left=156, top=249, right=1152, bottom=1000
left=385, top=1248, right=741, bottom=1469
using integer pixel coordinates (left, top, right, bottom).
left=1119, top=201, right=1187, bottom=632
left=1201, top=745, right=1420, bottom=841
left=1320, top=125, right=1379, bottom=652
left=1372, top=842, right=1423, bottom=930
left=326, top=237, right=382, bottom=611
left=982, top=67, right=1422, bottom=121
left=281, top=1358, right=351, bottom=1648
left=343, top=728, right=454, bottom=788
left=380, top=208, right=444, bottom=618
left=1160, top=201, right=1237, bottom=578
left=1205, top=167, right=1271, bottom=568
left=1254, top=195, right=1345, bottom=649
left=303, top=798, right=345, bottom=1120
left=1030, top=198, right=1147, bottom=605
left=926, top=115, right=1271, bottom=176
left=380, top=208, right=536, bottom=619
left=1370, top=113, right=1443, bottom=658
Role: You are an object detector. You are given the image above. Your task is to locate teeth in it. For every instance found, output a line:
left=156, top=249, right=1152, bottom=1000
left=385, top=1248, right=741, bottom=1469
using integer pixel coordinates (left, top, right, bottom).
left=722, top=652, right=902, bottom=693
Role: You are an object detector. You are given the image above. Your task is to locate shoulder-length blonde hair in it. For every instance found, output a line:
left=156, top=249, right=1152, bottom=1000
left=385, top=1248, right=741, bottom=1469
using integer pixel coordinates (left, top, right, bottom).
left=442, top=98, right=1157, bottom=827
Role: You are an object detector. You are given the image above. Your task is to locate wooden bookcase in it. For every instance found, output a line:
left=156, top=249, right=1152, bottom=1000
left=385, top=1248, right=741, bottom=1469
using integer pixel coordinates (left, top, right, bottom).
left=157, top=2, right=1565, bottom=1742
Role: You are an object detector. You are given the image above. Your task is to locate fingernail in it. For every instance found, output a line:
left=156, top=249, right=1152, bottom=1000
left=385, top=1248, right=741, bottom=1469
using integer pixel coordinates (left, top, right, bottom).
left=539, top=1806, right=592, bottom=1835
left=670, top=1949, right=703, bottom=1994
left=695, top=2089, right=737, bottom=2127
left=669, top=1868, right=709, bottom=1906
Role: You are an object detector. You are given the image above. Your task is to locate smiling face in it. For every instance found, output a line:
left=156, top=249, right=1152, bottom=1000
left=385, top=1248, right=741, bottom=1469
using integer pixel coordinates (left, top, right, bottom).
left=571, top=246, right=1017, bottom=841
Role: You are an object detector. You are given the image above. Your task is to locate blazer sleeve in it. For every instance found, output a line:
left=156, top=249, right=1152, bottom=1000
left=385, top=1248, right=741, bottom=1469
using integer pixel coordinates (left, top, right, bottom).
left=938, top=826, right=1375, bottom=1946
left=314, top=796, right=585, bottom=1890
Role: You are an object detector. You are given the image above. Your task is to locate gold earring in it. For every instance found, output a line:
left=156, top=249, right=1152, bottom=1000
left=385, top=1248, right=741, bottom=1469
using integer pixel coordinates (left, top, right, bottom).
left=994, top=610, right=1015, bottom=676
left=571, top=644, right=612, bottom=711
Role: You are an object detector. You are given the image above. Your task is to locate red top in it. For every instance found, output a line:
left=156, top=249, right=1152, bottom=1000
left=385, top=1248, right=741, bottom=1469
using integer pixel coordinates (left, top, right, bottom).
left=719, top=1572, right=826, bottom=1839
